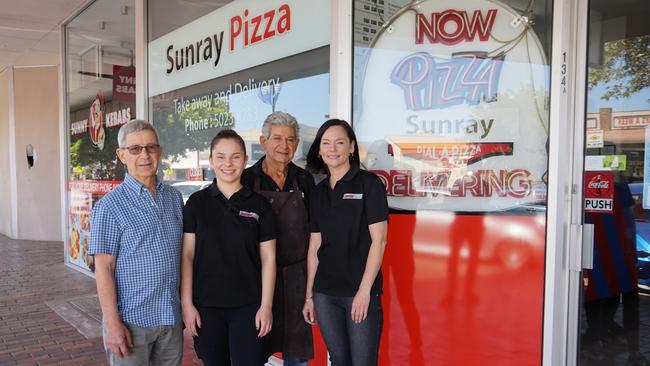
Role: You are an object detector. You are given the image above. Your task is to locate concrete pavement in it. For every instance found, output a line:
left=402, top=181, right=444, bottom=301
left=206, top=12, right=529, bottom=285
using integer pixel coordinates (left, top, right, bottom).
left=0, top=234, right=201, bottom=366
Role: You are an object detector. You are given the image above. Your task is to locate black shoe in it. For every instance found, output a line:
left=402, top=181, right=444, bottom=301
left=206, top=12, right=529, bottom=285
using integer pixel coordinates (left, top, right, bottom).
left=628, top=351, right=650, bottom=366
left=582, top=348, right=606, bottom=364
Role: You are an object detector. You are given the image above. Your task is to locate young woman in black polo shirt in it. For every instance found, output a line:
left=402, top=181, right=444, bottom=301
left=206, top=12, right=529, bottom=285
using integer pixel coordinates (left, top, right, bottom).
left=181, top=129, right=277, bottom=366
left=302, top=119, right=389, bottom=366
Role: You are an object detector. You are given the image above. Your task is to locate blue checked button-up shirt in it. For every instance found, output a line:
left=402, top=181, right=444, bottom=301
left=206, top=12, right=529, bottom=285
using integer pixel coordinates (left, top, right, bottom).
left=90, top=174, right=183, bottom=327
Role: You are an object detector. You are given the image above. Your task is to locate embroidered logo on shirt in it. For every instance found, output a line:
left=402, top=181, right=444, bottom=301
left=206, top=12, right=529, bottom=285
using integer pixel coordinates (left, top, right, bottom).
left=239, top=210, right=260, bottom=221
left=342, top=193, right=363, bottom=200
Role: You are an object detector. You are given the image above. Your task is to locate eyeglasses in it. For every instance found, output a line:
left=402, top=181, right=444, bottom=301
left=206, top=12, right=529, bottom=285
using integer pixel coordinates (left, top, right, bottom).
left=122, top=144, right=161, bottom=155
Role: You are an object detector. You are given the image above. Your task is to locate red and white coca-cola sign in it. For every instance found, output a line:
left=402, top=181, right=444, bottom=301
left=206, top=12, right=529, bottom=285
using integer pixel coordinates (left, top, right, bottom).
left=584, top=172, right=614, bottom=213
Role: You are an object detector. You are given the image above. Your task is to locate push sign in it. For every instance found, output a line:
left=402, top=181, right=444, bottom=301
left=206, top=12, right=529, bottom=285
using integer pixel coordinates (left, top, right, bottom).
left=584, top=172, right=614, bottom=213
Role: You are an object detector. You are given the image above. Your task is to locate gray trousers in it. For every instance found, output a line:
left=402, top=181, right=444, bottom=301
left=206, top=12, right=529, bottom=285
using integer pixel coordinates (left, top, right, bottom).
left=103, top=323, right=183, bottom=366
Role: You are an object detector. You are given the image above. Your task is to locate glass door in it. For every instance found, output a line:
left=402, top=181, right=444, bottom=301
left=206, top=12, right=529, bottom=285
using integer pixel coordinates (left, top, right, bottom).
left=352, top=0, right=554, bottom=364
left=579, top=0, right=650, bottom=364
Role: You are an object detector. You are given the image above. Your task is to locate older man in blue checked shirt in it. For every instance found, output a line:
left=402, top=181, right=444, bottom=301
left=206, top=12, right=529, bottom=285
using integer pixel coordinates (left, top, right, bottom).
left=90, top=120, right=184, bottom=365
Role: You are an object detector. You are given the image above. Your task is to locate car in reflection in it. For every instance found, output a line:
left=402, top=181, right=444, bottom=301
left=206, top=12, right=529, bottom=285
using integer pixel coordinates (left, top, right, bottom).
left=171, top=180, right=212, bottom=204
left=411, top=202, right=547, bottom=270
left=628, top=183, right=650, bottom=292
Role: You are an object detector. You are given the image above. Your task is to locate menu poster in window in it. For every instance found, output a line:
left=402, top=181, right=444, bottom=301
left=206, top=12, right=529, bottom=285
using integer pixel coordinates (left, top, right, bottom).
left=66, top=180, right=123, bottom=271
left=68, top=188, right=92, bottom=269
left=354, top=0, right=549, bottom=212
left=67, top=92, right=133, bottom=271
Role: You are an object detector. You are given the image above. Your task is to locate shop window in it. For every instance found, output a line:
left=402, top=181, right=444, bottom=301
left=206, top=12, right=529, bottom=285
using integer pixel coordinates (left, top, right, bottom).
left=64, top=0, right=136, bottom=273
left=352, top=0, right=553, bottom=364
left=148, top=1, right=330, bottom=190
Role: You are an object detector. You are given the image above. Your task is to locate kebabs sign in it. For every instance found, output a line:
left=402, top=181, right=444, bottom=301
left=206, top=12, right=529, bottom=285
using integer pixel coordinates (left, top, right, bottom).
left=357, top=0, right=549, bottom=211
left=70, top=90, right=132, bottom=151
left=148, top=0, right=330, bottom=97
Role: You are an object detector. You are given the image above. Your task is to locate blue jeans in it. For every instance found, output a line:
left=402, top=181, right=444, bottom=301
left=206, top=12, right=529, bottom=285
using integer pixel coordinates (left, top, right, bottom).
left=313, top=292, right=383, bottom=366
left=283, top=356, right=308, bottom=366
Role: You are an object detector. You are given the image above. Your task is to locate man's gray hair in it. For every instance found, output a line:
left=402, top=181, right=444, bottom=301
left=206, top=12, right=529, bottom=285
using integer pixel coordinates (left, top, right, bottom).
left=117, top=119, right=159, bottom=148
left=261, top=112, right=299, bottom=139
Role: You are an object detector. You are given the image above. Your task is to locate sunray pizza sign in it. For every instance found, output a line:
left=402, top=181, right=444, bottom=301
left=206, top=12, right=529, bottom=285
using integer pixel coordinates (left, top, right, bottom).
left=356, top=0, right=549, bottom=212
left=148, top=0, right=330, bottom=97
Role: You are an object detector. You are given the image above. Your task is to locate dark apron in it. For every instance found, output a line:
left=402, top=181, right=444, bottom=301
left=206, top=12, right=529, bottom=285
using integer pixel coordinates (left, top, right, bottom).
left=255, top=176, right=314, bottom=360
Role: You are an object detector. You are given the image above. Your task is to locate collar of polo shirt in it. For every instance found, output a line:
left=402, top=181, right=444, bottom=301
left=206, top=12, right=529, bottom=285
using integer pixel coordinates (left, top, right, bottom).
left=207, top=179, right=253, bottom=198
left=123, top=173, right=163, bottom=195
left=330, top=164, right=360, bottom=183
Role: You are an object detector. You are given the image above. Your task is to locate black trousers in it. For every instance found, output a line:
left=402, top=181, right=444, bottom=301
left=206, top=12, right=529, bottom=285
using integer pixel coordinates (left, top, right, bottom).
left=194, top=303, right=265, bottom=366
left=584, top=291, right=640, bottom=352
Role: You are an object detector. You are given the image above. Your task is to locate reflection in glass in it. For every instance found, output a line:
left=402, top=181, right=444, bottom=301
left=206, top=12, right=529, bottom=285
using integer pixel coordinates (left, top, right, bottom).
left=353, top=0, right=552, bottom=364
left=150, top=47, right=330, bottom=183
left=65, top=0, right=136, bottom=272
left=354, top=6, right=549, bottom=212
left=580, top=1, right=650, bottom=364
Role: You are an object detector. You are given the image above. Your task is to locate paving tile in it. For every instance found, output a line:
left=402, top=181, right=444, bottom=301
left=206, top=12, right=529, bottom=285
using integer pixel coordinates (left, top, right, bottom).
left=0, top=236, right=158, bottom=365
left=0, top=235, right=291, bottom=365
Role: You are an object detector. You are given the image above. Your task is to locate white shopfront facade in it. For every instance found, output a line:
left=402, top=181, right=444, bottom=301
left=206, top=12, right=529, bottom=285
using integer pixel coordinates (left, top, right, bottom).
left=60, top=0, right=650, bottom=364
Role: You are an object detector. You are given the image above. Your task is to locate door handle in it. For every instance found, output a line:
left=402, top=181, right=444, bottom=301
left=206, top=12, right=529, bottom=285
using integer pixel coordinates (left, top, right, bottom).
left=568, top=223, right=595, bottom=271
left=582, top=223, right=594, bottom=269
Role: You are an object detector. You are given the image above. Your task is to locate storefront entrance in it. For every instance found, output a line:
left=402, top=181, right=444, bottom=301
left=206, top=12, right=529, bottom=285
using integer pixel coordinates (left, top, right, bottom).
left=576, top=0, right=650, bottom=364
left=352, top=0, right=552, bottom=364
left=59, top=0, right=650, bottom=364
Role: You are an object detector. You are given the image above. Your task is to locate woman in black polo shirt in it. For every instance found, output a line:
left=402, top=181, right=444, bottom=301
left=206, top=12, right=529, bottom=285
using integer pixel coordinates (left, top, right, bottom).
left=302, top=119, right=389, bottom=366
left=181, top=129, right=276, bottom=366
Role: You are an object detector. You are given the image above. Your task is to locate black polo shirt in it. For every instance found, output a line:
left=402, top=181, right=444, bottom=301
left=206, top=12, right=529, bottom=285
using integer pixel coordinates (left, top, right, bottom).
left=183, top=182, right=276, bottom=308
left=242, top=156, right=315, bottom=210
left=309, top=165, right=389, bottom=297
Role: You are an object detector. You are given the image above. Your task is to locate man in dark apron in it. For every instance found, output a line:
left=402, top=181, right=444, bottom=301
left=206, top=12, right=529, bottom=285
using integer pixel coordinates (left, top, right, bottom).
left=241, top=112, right=315, bottom=366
